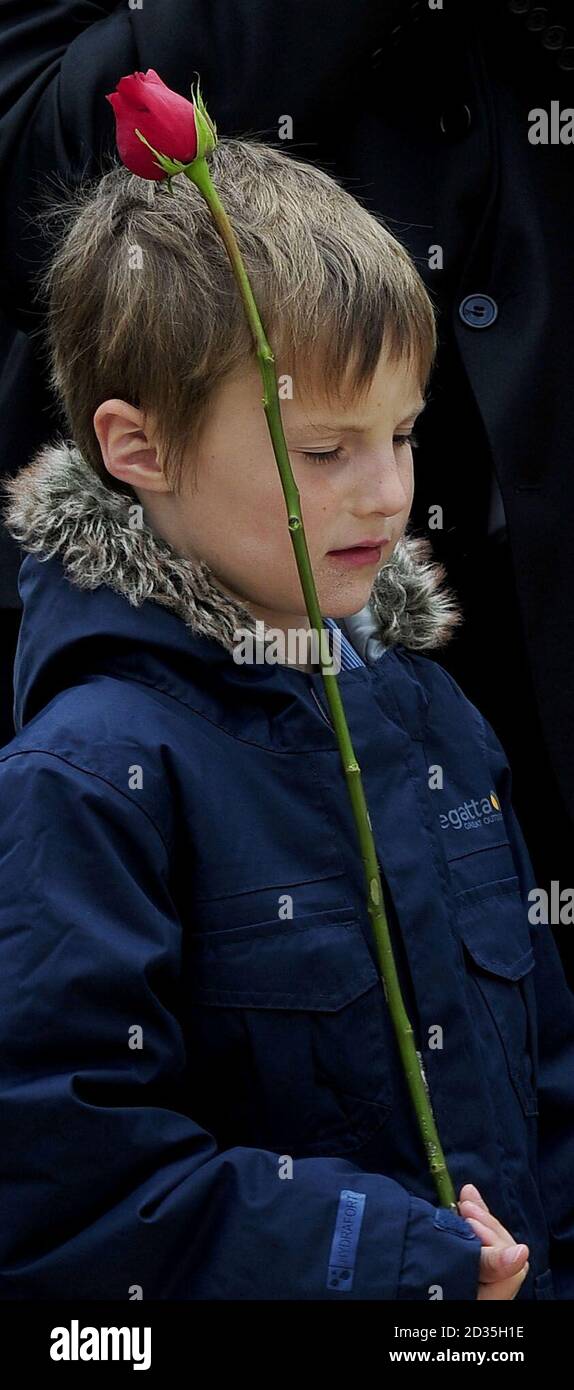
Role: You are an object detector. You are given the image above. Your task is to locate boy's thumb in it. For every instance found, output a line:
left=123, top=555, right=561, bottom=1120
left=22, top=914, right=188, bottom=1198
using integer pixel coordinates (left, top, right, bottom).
left=480, top=1244, right=528, bottom=1281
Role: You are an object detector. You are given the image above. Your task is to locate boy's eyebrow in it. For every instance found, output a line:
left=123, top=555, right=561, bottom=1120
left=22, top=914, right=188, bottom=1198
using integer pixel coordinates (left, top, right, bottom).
left=294, top=398, right=428, bottom=433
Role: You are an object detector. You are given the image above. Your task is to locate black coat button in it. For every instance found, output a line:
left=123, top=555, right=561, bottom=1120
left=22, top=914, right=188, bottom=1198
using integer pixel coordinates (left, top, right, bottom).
left=527, top=7, right=549, bottom=32
left=459, top=294, right=499, bottom=328
left=543, top=25, right=566, bottom=50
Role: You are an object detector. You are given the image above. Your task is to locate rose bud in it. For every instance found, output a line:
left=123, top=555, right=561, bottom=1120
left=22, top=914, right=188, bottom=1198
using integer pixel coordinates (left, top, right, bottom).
left=106, top=68, right=200, bottom=180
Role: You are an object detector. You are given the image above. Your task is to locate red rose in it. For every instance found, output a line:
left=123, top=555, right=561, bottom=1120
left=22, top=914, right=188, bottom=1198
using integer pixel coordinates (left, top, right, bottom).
left=106, top=69, right=198, bottom=180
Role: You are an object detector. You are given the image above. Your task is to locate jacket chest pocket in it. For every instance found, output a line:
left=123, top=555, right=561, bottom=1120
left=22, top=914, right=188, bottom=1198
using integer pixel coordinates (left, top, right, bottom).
left=186, top=907, right=393, bottom=1158
left=456, top=877, right=538, bottom=1117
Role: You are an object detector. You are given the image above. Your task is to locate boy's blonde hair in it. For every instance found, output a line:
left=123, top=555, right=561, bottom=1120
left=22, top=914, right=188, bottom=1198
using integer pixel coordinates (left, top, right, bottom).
left=36, top=137, right=437, bottom=496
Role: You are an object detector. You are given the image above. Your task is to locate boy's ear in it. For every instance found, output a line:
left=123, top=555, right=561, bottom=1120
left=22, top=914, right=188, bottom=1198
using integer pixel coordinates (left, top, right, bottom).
left=92, top=399, right=170, bottom=492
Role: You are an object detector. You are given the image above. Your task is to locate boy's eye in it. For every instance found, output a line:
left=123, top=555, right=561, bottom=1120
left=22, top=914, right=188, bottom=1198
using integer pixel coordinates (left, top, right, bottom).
left=394, top=430, right=419, bottom=450
left=302, top=431, right=419, bottom=464
left=302, top=445, right=345, bottom=464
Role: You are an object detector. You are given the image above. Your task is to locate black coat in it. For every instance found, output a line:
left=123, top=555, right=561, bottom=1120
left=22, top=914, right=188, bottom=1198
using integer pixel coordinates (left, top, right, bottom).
left=0, top=0, right=573, bottom=930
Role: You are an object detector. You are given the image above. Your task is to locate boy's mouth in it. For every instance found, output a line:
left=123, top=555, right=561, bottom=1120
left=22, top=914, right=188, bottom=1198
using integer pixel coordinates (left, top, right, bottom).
left=327, top=539, right=389, bottom=567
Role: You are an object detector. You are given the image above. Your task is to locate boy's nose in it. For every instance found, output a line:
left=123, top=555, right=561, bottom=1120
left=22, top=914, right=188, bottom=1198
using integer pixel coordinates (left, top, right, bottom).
left=354, top=456, right=411, bottom=518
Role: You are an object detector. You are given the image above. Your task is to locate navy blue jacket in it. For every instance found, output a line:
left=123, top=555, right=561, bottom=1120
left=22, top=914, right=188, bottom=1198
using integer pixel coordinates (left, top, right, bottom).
left=0, top=441, right=573, bottom=1300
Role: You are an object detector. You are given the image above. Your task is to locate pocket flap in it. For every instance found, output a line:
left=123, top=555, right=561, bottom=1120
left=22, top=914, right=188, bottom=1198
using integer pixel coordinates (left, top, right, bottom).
left=456, top=877, right=535, bottom=980
left=189, top=910, right=380, bottom=1010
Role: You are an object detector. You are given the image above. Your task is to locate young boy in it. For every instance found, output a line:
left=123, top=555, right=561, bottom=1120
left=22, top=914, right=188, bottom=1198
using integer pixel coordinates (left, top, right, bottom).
left=0, top=138, right=573, bottom=1302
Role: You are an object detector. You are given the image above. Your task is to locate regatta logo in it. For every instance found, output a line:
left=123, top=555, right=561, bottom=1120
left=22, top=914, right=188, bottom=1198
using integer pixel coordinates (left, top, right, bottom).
left=50, top=1320, right=151, bottom=1371
left=439, top=790, right=502, bottom=831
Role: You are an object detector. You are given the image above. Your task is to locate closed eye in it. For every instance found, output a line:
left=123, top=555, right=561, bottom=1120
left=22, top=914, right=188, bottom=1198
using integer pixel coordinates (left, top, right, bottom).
left=302, top=431, right=419, bottom=463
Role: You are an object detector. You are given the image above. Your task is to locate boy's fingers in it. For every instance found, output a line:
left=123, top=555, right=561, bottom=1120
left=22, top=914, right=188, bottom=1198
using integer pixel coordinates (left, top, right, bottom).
left=480, top=1244, right=529, bottom=1282
left=458, top=1200, right=501, bottom=1236
left=478, top=1264, right=530, bottom=1301
left=459, top=1184, right=490, bottom=1212
left=458, top=1199, right=516, bottom=1246
left=462, top=1215, right=498, bottom=1246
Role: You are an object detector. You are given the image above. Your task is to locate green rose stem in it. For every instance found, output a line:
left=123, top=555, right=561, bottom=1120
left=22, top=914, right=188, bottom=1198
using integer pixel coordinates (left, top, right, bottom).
left=135, top=121, right=457, bottom=1211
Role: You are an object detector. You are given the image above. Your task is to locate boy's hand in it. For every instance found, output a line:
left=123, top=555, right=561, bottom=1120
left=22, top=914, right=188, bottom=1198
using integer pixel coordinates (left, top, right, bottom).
left=458, top=1184, right=530, bottom=1300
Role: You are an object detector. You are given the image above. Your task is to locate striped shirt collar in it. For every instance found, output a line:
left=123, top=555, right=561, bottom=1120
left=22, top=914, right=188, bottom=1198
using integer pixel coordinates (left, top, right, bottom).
left=323, top=617, right=366, bottom=670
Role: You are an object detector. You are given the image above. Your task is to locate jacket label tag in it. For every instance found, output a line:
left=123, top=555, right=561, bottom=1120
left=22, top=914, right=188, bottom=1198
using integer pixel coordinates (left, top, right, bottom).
left=326, top=1189, right=366, bottom=1292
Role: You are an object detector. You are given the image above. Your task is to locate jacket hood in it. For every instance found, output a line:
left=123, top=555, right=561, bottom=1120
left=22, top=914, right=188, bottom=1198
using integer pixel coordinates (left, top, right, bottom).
left=2, top=438, right=463, bottom=663
left=2, top=439, right=464, bottom=733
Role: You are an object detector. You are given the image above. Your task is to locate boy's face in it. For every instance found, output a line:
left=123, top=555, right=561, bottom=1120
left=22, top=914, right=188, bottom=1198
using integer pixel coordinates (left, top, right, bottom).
left=95, top=345, right=425, bottom=661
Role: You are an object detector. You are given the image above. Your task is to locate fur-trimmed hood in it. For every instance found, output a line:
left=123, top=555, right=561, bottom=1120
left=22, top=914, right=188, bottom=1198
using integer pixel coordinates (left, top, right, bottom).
left=1, top=439, right=463, bottom=664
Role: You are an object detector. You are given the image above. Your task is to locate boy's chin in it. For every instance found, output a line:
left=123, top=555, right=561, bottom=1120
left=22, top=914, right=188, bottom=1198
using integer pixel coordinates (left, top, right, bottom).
left=319, top=576, right=380, bottom=620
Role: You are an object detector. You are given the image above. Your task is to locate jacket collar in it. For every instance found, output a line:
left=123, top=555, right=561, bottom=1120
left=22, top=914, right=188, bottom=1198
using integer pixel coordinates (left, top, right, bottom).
left=1, top=438, right=463, bottom=658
